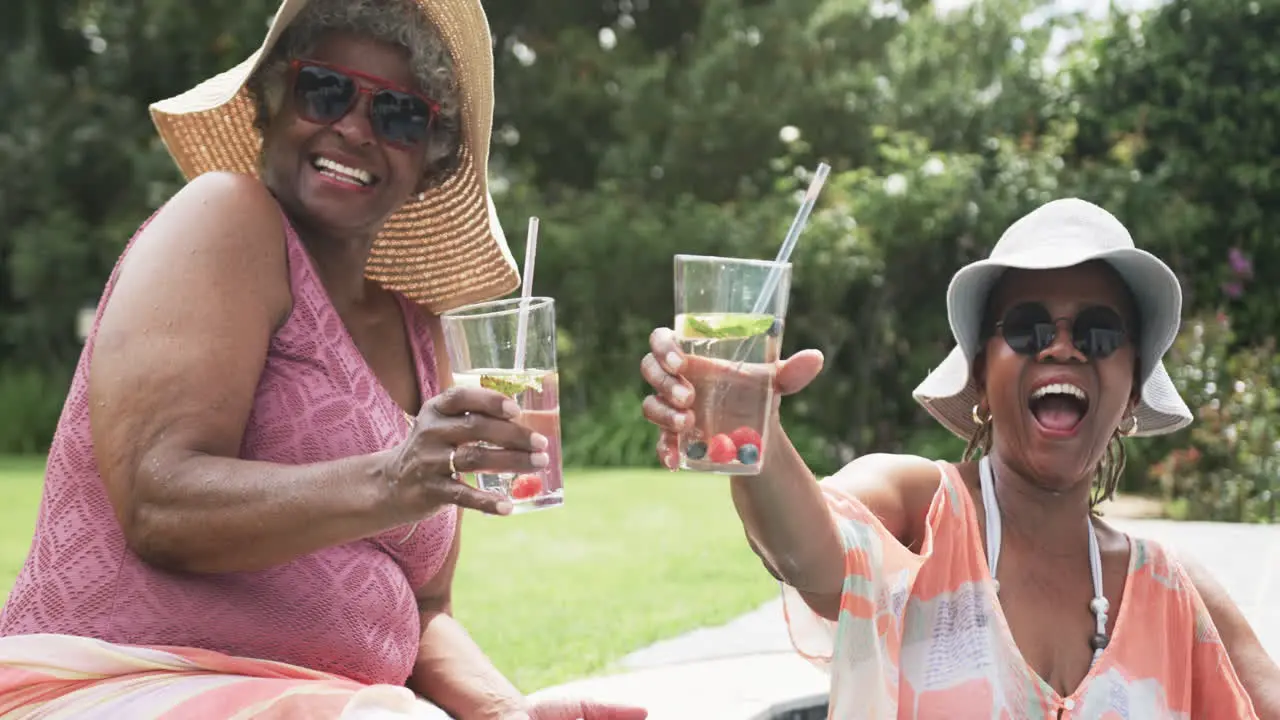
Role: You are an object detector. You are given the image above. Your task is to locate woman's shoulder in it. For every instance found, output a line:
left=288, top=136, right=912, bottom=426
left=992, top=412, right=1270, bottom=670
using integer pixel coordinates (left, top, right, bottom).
left=826, top=452, right=946, bottom=485
left=821, top=453, right=947, bottom=511
left=820, top=453, right=952, bottom=547
left=142, top=172, right=283, bottom=245
left=166, top=170, right=279, bottom=219
left=1114, top=532, right=1202, bottom=601
left=144, top=172, right=288, bottom=262
left=126, top=172, right=285, bottom=265
left=118, top=172, right=293, bottom=325
left=176, top=170, right=275, bottom=200
left=1121, top=532, right=1173, bottom=569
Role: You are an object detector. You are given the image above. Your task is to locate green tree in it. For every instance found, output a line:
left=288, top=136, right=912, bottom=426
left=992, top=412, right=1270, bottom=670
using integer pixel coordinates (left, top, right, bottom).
left=1068, top=0, right=1280, bottom=343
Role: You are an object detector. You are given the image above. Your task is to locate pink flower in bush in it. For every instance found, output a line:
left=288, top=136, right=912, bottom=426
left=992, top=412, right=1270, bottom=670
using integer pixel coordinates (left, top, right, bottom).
left=1227, top=248, right=1253, bottom=279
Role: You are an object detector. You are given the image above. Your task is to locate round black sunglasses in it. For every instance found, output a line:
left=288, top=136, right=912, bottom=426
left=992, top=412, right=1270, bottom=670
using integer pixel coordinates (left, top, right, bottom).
left=992, top=302, right=1129, bottom=359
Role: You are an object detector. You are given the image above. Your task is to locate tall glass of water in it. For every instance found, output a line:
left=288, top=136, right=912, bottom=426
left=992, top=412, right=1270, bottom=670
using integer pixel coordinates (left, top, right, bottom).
left=672, top=255, right=792, bottom=476
left=439, top=297, right=563, bottom=512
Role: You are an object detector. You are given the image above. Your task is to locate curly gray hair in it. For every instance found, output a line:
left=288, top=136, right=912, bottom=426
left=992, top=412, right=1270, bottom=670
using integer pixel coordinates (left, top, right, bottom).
left=247, top=0, right=462, bottom=188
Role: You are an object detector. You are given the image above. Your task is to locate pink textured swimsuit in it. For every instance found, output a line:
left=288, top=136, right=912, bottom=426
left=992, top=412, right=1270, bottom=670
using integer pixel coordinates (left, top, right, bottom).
left=0, top=207, right=458, bottom=687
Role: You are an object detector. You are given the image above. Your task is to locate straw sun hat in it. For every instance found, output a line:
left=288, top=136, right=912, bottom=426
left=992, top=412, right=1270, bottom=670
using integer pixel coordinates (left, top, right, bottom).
left=149, top=0, right=519, bottom=313
left=912, top=198, right=1194, bottom=440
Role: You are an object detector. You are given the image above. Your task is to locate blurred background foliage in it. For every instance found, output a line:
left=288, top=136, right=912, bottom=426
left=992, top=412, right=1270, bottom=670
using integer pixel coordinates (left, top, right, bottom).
left=2, top=0, right=1277, bottom=520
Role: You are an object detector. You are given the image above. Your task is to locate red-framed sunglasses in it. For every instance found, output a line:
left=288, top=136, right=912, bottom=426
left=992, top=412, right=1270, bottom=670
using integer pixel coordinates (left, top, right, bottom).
left=289, top=60, right=440, bottom=149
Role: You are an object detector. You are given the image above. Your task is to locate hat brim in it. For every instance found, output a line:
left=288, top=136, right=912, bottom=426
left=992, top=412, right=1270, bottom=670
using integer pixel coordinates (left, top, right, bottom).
left=148, top=0, right=519, bottom=314
left=913, top=246, right=1194, bottom=439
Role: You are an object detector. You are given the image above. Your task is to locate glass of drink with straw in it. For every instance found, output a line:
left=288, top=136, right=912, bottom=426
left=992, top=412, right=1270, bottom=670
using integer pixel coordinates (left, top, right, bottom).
left=674, top=163, right=830, bottom=475
left=440, top=218, right=564, bottom=512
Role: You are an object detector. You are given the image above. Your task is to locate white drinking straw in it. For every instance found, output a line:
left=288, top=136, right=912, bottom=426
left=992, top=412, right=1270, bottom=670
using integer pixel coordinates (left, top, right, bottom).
left=513, top=216, right=539, bottom=371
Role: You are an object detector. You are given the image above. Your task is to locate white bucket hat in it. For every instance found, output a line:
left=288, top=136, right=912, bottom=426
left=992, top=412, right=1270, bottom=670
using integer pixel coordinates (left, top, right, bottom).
left=912, top=198, right=1193, bottom=439
left=148, top=0, right=519, bottom=314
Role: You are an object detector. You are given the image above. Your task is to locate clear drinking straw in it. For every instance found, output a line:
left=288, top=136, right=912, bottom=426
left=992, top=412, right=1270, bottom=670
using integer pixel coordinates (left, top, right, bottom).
left=726, top=162, right=831, bottom=368
left=513, top=217, right=539, bottom=371
left=752, top=162, right=830, bottom=315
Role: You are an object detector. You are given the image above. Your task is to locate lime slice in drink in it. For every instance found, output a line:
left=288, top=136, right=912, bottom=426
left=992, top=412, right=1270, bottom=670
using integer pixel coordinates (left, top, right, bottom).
left=682, top=313, right=775, bottom=340
left=480, top=373, right=542, bottom=397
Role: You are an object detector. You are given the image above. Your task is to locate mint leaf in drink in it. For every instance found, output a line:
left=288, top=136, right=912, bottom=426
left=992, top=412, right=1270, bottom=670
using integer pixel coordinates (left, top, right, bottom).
left=684, top=313, right=775, bottom=339
left=480, top=374, right=542, bottom=397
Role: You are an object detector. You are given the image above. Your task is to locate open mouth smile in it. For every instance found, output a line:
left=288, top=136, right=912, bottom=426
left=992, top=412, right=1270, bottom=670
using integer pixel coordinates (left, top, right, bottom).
left=1028, top=381, right=1090, bottom=438
left=310, top=155, right=379, bottom=189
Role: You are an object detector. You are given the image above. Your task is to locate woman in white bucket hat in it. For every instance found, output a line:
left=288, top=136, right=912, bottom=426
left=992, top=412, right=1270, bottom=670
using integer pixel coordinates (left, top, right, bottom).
left=641, top=198, right=1279, bottom=717
left=0, top=1, right=644, bottom=718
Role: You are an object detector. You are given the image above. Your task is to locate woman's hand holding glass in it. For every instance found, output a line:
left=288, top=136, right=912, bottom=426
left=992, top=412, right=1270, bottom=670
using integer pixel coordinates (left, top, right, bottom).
left=384, top=386, right=549, bottom=516
left=639, top=327, right=824, bottom=471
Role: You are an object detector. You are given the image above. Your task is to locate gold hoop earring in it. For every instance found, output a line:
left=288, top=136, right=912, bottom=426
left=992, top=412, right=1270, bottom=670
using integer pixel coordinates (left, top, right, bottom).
left=972, top=404, right=990, bottom=426
left=963, top=404, right=993, bottom=462
left=1118, top=414, right=1138, bottom=437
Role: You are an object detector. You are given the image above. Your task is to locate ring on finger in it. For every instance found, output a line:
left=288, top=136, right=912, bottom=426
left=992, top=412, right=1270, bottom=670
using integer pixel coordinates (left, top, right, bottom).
left=448, top=448, right=460, bottom=478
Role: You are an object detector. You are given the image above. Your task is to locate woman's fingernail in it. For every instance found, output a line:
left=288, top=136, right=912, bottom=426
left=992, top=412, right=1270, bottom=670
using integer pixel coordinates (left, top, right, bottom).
left=530, top=433, right=549, bottom=450
left=665, top=352, right=683, bottom=371
left=497, top=501, right=513, bottom=515
left=673, top=413, right=689, bottom=430
left=672, top=385, right=691, bottom=405
left=503, top=400, right=520, bottom=418
left=531, top=452, right=550, bottom=468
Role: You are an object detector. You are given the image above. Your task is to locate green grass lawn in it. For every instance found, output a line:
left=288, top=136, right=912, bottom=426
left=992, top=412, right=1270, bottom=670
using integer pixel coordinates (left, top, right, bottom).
left=0, top=456, right=42, bottom=601
left=0, top=459, right=775, bottom=692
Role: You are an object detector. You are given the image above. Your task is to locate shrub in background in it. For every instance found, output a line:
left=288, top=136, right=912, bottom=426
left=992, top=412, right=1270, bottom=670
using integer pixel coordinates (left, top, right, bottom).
left=1150, top=309, right=1278, bottom=523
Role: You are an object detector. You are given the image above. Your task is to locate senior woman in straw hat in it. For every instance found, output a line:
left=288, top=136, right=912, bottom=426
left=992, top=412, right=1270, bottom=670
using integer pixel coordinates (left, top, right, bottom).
left=640, top=199, right=1280, bottom=718
left=0, top=0, right=645, bottom=718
